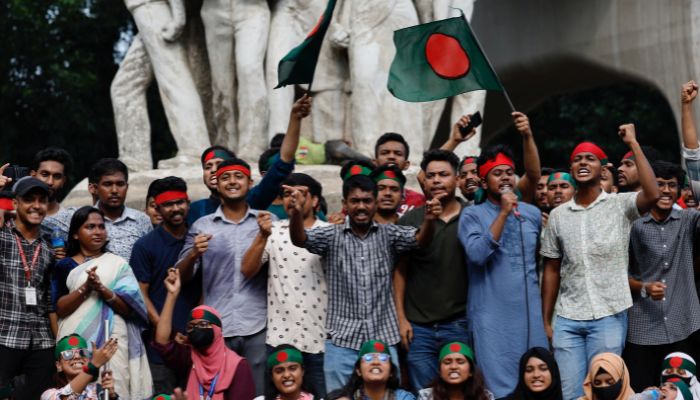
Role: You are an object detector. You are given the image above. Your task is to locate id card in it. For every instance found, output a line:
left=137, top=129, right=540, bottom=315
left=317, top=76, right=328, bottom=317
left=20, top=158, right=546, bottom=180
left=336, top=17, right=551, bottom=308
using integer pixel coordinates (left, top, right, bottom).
left=25, top=287, right=37, bottom=306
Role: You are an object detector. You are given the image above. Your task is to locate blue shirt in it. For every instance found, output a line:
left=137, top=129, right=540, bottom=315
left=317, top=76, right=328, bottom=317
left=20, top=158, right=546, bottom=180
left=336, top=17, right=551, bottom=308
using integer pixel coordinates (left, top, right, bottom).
left=130, top=226, right=199, bottom=363
left=458, top=200, right=548, bottom=398
left=187, top=157, right=294, bottom=225
left=179, top=206, right=271, bottom=337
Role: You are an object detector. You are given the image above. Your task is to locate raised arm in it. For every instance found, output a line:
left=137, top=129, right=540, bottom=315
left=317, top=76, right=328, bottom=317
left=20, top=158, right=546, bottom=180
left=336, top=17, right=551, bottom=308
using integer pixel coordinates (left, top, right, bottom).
left=241, top=213, right=272, bottom=279
left=415, top=195, right=443, bottom=248
left=284, top=185, right=309, bottom=247
left=175, top=233, right=211, bottom=282
left=681, top=80, right=699, bottom=150
left=618, top=124, right=660, bottom=213
left=161, top=0, right=186, bottom=42
left=280, top=95, right=312, bottom=163
left=156, top=268, right=181, bottom=345
left=440, top=114, right=476, bottom=152
left=513, top=112, right=541, bottom=203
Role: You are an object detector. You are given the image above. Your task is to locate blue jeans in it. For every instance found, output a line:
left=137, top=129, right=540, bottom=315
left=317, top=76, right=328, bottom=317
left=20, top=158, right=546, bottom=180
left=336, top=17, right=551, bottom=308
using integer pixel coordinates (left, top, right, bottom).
left=553, top=312, right=627, bottom=400
left=407, top=317, right=470, bottom=391
left=266, top=346, right=326, bottom=398
left=324, top=341, right=400, bottom=393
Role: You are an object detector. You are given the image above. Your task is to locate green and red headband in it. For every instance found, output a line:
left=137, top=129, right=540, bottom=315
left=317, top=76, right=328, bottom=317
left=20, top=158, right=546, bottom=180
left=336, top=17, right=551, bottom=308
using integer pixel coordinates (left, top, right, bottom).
left=372, top=169, right=404, bottom=187
left=203, top=149, right=234, bottom=164
left=570, top=142, right=609, bottom=165
left=478, top=153, right=514, bottom=178
left=152, top=395, right=172, bottom=400
left=439, top=342, right=474, bottom=362
left=358, top=340, right=390, bottom=358
left=188, top=308, right=222, bottom=327
left=55, top=334, right=88, bottom=359
left=663, top=356, right=697, bottom=375
left=344, top=164, right=373, bottom=181
left=547, top=172, right=577, bottom=188
left=154, top=191, right=189, bottom=206
left=267, top=348, right=304, bottom=368
left=215, top=164, right=251, bottom=179
left=621, top=151, right=635, bottom=162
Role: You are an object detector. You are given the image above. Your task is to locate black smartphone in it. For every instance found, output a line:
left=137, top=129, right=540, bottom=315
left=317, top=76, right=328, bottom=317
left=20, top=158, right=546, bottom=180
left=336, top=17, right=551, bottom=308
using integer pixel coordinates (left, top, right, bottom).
left=1, top=165, right=30, bottom=190
left=459, top=111, right=482, bottom=137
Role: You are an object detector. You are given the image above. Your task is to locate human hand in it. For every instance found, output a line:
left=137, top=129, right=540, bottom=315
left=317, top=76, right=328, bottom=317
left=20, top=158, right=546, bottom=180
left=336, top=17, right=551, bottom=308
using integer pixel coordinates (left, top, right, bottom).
left=327, top=212, right=345, bottom=224
left=282, top=185, right=307, bottom=217
left=399, top=317, right=413, bottom=351
left=54, top=247, right=66, bottom=261
left=172, top=388, right=189, bottom=400
left=645, top=281, right=667, bottom=300
left=0, top=164, right=12, bottom=189
left=544, top=323, right=553, bottom=343
left=90, top=338, right=118, bottom=368
left=451, top=114, right=477, bottom=143
left=500, top=191, right=518, bottom=214
left=86, top=266, right=101, bottom=291
left=164, top=268, right=181, bottom=296
left=541, top=211, right=549, bottom=227
left=291, top=94, right=312, bottom=120
left=193, top=233, right=213, bottom=256
left=424, top=193, right=445, bottom=220
left=101, top=369, right=115, bottom=394
left=512, top=111, right=533, bottom=137
left=257, top=211, right=273, bottom=238
left=682, top=80, right=698, bottom=104
left=618, top=123, right=637, bottom=146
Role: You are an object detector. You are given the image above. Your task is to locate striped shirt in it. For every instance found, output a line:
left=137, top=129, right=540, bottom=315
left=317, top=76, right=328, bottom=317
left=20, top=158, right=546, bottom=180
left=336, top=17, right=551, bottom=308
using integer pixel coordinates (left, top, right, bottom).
left=304, top=219, right=418, bottom=350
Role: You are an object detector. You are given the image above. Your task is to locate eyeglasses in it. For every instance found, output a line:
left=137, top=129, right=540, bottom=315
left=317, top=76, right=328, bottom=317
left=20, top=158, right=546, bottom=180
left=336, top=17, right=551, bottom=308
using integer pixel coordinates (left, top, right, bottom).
left=362, top=353, right=390, bottom=363
left=185, top=321, right=212, bottom=332
left=60, top=349, right=90, bottom=361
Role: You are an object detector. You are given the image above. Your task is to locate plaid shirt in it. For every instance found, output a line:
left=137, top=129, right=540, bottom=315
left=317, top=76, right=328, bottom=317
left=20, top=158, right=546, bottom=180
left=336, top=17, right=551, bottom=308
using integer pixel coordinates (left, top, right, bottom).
left=304, top=219, right=418, bottom=350
left=0, top=220, right=55, bottom=350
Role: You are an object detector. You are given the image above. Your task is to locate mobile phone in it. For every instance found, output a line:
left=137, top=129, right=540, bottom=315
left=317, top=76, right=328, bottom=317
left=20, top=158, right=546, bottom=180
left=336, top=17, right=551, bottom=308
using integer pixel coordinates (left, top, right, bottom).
left=459, top=112, right=482, bottom=137
left=1, top=165, right=30, bottom=190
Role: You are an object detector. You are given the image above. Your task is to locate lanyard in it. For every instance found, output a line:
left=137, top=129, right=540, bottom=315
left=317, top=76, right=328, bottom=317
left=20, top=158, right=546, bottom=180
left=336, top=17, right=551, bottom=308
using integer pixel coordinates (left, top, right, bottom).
left=14, top=234, right=41, bottom=286
left=199, top=373, right=219, bottom=400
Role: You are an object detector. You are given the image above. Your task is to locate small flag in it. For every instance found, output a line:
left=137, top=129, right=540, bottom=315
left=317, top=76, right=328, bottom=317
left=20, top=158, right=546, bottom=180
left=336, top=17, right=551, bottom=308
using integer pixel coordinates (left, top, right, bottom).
left=275, top=0, right=337, bottom=89
left=387, top=14, right=504, bottom=102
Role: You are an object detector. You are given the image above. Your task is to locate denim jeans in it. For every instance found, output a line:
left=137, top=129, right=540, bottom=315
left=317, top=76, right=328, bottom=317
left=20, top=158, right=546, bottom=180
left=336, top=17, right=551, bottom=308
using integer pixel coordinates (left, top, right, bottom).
left=324, top=341, right=400, bottom=393
left=266, top=346, right=326, bottom=398
left=553, top=312, right=627, bottom=400
left=406, top=317, right=470, bottom=391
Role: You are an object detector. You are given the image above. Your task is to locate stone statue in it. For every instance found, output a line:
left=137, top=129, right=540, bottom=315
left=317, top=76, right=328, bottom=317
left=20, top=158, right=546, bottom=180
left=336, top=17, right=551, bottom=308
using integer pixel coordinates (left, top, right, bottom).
left=112, top=0, right=211, bottom=170
left=200, top=0, right=270, bottom=155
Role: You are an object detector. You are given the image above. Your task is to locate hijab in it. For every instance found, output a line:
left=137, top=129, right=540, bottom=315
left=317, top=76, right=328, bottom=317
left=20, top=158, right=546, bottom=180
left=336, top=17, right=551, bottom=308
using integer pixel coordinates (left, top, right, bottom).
left=580, top=353, right=635, bottom=400
left=508, top=347, right=563, bottom=400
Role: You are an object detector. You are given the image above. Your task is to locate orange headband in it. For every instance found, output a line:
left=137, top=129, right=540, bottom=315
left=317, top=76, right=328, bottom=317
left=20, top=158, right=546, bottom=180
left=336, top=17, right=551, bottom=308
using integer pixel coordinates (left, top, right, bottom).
left=154, top=191, right=189, bottom=206
left=215, top=164, right=251, bottom=179
left=478, top=153, right=515, bottom=177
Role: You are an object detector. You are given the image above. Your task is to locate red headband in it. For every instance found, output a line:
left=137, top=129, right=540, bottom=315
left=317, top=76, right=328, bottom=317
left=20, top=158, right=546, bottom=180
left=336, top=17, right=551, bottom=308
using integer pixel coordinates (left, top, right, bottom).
left=0, top=198, right=14, bottom=211
left=478, top=153, right=515, bottom=177
left=215, top=164, right=251, bottom=179
left=621, top=151, right=635, bottom=161
left=154, top=191, right=189, bottom=206
left=570, top=142, right=608, bottom=164
left=462, top=157, right=477, bottom=166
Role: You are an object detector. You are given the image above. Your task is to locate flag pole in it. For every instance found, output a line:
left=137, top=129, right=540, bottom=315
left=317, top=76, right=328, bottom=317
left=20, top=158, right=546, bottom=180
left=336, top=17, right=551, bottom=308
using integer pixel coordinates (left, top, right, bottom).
left=458, top=11, right=516, bottom=113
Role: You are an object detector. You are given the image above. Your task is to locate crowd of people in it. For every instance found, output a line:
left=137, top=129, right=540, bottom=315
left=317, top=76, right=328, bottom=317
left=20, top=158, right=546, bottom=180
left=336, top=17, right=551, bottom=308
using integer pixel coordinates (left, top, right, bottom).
left=1, top=82, right=700, bottom=400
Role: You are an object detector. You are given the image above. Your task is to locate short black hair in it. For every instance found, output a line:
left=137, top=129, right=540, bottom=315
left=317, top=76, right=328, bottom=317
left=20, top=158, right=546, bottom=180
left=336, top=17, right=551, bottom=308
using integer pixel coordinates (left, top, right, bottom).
left=374, top=132, right=410, bottom=159
left=269, top=133, right=285, bottom=149
left=217, top=158, right=252, bottom=175
left=541, top=167, right=554, bottom=176
left=200, top=145, right=236, bottom=165
left=258, top=148, right=279, bottom=175
left=641, top=146, right=661, bottom=163
left=342, top=175, right=377, bottom=199
left=148, top=176, right=188, bottom=200
left=280, top=173, right=323, bottom=198
left=420, top=149, right=460, bottom=172
left=370, top=165, right=407, bottom=187
left=651, top=160, right=685, bottom=189
left=339, top=159, right=375, bottom=180
left=32, top=147, right=73, bottom=175
left=88, top=158, right=128, bottom=184
left=476, top=144, right=516, bottom=176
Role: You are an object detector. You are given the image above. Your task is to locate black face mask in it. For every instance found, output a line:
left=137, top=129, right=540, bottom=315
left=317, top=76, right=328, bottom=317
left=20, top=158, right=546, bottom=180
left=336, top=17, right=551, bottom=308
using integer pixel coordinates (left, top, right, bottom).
left=592, top=380, right=623, bottom=400
left=663, top=375, right=692, bottom=386
left=188, top=327, right=214, bottom=350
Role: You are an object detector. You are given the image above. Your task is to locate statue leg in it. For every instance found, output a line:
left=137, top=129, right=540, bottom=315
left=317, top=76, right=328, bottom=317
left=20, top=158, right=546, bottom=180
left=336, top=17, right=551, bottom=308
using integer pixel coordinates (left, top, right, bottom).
left=131, top=2, right=211, bottom=168
left=310, top=35, right=349, bottom=143
left=111, top=34, right=155, bottom=171
left=233, top=0, right=270, bottom=156
left=201, top=0, right=237, bottom=150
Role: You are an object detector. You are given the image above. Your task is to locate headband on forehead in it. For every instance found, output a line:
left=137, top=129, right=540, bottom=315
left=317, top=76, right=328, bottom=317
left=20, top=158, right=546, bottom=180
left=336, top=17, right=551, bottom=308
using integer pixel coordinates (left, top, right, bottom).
left=0, top=198, right=13, bottom=211
left=372, top=169, right=405, bottom=187
left=55, top=334, right=88, bottom=359
left=203, top=149, right=234, bottom=164
left=439, top=342, right=474, bottom=362
left=621, top=151, right=635, bottom=162
left=358, top=340, right=391, bottom=358
left=188, top=307, right=222, bottom=327
left=154, top=191, right=189, bottom=206
left=478, top=153, right=515, bottom=178
left=153, top=395, right=173, bottom=400
left=570, top=142, right=609, bottom=165
left=344, top=164, right=373, bottom=181
left=662, top=355, right=697, bottom=376
left=215, top=164, right=251, bottom=179
left=462, top=157, right=477, bottom=167
left=267, top=348, right=304, bottom=368
left=547, top=172, right=577, bottom=188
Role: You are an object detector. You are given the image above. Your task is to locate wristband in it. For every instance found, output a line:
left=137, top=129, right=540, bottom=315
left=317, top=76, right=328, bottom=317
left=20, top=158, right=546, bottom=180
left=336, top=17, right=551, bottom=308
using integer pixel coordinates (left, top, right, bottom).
left=83, top=362, right=100, bottom=381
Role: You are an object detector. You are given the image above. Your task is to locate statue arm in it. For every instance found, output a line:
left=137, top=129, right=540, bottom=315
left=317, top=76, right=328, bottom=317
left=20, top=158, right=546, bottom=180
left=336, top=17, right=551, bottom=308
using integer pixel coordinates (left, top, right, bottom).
left=161, top=0, right=186, bottom=42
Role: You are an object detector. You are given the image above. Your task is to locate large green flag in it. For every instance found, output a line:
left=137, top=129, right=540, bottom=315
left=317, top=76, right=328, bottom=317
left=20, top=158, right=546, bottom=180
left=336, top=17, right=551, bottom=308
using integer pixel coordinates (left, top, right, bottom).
left=387, top=15, right=504, bottom=102
left=275, top=0, right=337, bottom=89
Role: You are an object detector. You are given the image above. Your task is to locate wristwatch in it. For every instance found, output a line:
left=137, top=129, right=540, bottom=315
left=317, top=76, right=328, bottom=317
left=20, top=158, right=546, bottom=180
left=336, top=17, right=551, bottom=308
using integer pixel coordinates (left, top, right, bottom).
left=640, top=284, right=649, bottom=299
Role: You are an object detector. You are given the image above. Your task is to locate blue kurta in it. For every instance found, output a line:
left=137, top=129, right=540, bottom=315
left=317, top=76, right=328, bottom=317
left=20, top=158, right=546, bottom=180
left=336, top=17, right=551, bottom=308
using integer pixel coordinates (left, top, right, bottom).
left=458, top=200, right=548, bottom=398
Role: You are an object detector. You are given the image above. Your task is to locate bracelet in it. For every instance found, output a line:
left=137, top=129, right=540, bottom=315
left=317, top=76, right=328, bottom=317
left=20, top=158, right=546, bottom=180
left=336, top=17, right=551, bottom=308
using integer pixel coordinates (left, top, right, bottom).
left=82, top=362, right=100, bottom=381
left=105, top=290, right=117, bottom=304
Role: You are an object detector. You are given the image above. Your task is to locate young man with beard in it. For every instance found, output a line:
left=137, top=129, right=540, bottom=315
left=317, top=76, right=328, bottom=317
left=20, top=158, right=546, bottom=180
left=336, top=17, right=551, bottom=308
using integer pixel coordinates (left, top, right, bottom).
left=0, top=177, right=56, bottom=399
left=30, top=148, right=74, bottom=241
left=176, top=158, right=272, bottom=395
left=394, top=149, right=470, bottom=391
left=130, top=176, right=199, bottom=394
left=536, top=167, right=554, bottom=210
left=241, top=173, right=328, bottom=397
left=88, top=158, right=152, bottom=261
left=287, top=174, right=443, bottom=392
left=623, top=161, right=700, bottom=391
left=187, top=95, right=311, bottom=225
left=601, top=163, right=619, bottom=193
left=617, top=146, right=661, bottom=192
left=540, top=125, right=660, bottom=400
left=546, top=171, right=577, bottom=209
left=458, top=143, right=548, bottom=399
left=370, top=165, right=406, bottom=225
left=373, top=133, right=425, bottom=216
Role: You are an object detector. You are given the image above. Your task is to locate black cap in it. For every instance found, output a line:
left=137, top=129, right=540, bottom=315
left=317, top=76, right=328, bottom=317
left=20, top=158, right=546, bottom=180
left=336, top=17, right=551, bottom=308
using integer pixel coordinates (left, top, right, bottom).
left=12, top=177, right=50, bottom=198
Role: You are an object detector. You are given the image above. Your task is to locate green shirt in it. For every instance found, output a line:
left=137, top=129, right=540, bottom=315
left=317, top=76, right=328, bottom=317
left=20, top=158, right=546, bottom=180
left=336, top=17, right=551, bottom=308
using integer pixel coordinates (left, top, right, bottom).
left=398, top=200, right=469, bottom=323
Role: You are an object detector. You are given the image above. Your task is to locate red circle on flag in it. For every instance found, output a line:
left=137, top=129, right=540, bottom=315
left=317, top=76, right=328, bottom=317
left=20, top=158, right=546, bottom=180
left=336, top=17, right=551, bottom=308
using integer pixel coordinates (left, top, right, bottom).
left=277, top=351, right=289, bottom=362
left=192, top=309, right=205, bottom=319
left=425, top=33, right=470, bottom=79
left=350, top=165, right=363, bottom=175
left=374, top=342, right=385, bottom=352
left=384, top=171, right=396, bottom=179
left=306, top=14, right=325, bottom=39
left=450, top=343, right=461, bottom=353
left=667, top=377, right=681, bottom=383
left=68, top=337, right=79, bottom=346
left=156, top=396, right=166, bottom=400
left=670, top=357, right=683, bottom=368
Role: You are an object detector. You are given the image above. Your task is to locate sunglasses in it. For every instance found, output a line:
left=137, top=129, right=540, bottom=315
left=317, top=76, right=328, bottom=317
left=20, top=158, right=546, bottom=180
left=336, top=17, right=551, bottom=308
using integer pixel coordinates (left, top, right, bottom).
left=362, top=353, right=390, bottom=363
left=60, top=349, right=90, bottom=361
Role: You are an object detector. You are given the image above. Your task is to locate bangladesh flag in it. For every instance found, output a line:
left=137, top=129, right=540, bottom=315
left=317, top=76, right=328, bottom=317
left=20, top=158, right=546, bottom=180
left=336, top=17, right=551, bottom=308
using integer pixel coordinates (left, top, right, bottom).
left=275, top=0, right=337, bottom=89
left=387, top=15, right=504, bottom=102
